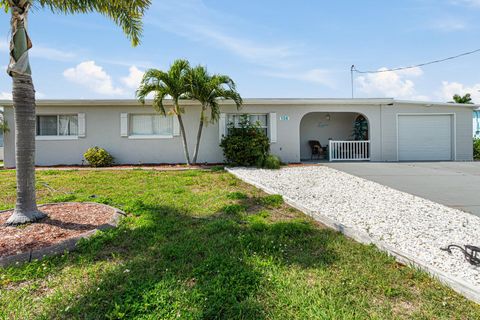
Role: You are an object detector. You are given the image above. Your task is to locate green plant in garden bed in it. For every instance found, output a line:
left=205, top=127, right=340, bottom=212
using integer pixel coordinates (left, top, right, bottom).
left=83, top=147, right=114, bottom=167
left=220, top=115, right=270, bottom=167
left=0, top=169, right=479, bottom=319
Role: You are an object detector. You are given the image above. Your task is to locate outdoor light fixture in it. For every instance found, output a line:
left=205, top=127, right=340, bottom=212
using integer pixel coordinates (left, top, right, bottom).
left=441, top=244, right=480, bottom=266
left=325, top=114, right=331, bottom=121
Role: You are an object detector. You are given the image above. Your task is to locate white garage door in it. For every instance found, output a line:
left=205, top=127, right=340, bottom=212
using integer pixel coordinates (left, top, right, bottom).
left=398, top=115, right=453, bottom=161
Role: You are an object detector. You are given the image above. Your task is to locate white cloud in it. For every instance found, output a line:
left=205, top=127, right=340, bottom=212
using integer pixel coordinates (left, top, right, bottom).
left=148, top=0, right=333, bottom=85
left=439, top=81, right=480, bottom=102
left=0, top=92, right=12, bottom=100
left=263, top=68, right=333, bottom=86
left=429, top=17, right=467, bottom=31
left=0, top=40, right=76, bottom=62
left=121, top=66, right=145, bottom=89
left=451, top=0, right=480, bottom=7
left=31, top=45, right=76, bottom=61
left=189, top=26, right=295, bottom=69
left=63, top=61, right=124, bottom=95
left=356, top=67, right=428, bottom=100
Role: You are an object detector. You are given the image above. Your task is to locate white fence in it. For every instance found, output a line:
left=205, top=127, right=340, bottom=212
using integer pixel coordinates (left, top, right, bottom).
left=329, top=140, right=370, bottom=161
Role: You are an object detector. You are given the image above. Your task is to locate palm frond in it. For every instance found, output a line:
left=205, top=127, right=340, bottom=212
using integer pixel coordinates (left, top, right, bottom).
left=187, top=65, right=243, bottom=122
left=36, top=0, right=151, bottom=46
left=136, top=60, right=192, bottom=115
left=152, top=90, right=169, bottom=116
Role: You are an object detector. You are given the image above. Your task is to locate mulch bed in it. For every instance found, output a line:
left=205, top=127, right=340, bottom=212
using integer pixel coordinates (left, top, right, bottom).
left=0, top=203, right=116, bottom=258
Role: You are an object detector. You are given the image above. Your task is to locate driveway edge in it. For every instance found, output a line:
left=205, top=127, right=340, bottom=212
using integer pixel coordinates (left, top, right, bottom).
left=227, top=167, right=480, bottom=304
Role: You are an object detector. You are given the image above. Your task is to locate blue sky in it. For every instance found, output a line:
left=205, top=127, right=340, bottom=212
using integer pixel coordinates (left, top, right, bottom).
left=0, top=0, right=479, bottom=102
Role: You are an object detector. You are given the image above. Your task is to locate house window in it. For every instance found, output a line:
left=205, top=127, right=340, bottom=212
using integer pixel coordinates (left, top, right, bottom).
left=227, top=114, right=268, bottom=136
left=130, top=114, right=173, bottom=137
left=37, top=115, right=78, bottom=137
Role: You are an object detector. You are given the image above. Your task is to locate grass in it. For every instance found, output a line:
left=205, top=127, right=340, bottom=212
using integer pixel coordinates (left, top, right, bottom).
left=0, top=169, right=479, bottom=319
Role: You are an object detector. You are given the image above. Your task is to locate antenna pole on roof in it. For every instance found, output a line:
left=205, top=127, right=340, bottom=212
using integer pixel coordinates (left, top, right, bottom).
left=350, top=65, right=355, bottom=99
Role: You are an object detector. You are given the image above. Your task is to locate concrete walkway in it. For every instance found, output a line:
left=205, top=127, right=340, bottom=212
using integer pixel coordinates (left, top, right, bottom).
left=325, top=162, right=480, bottom=218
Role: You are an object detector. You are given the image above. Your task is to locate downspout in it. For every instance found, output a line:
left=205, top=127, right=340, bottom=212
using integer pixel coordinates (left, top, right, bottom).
left=380, top=104, right=383, bottom=161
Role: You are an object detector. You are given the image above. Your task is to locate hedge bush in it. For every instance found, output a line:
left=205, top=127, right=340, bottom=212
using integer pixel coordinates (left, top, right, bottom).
left=84, top=147, right=114, bottom=167
left=474, top=138, right=480, bottom=160
left=220, top=115, right=270, bottom=167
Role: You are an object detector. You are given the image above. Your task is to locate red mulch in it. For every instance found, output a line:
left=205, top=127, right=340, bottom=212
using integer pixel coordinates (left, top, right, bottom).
left=0, top=203, right=115, bottom=258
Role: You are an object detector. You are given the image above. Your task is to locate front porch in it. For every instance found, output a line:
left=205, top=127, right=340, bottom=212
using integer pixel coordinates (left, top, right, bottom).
left=299, top=112, right=370, bottom=162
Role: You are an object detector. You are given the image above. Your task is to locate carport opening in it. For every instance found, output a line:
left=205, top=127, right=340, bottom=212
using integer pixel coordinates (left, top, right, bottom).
left=300, top=112, right=370, bottom=161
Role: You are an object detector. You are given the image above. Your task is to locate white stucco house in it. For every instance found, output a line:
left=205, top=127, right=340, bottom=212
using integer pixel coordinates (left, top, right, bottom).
left=1, top=98, right=477, bottom=168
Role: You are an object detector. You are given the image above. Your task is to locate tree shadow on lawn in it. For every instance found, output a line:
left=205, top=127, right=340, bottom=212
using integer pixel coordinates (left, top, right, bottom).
left=42, top=201, right=340, bottom=319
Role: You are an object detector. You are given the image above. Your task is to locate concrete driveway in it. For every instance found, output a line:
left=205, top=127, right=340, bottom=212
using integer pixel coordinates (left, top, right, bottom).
left=325, top=162, right=480, bottom=218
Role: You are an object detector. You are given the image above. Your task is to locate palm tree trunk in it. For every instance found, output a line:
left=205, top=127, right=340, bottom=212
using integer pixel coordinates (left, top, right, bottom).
left=6, top=2, right=45, bottom=225
left=175, top=110, right=191, bottom=165
left=192, top=109, right=206, bottom=164
left=6, top=74, right=45, bottom=225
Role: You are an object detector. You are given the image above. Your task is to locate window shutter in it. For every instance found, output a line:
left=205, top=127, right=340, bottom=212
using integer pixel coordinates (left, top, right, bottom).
left=120, top=113, right=128, bottom=137
left=219, top=113, right=226, bottom=142
left=78, top=113, right=86, bottom=137
left=173, top=116, right=180, bottom=136
left=269, top=113, right=277, bottom=143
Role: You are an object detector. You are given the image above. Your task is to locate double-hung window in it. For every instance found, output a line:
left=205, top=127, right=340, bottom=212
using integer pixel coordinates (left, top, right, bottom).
left=129, top=114, right=173, bottom=138
left=37, top=115, right=78, bottom=138
left=227, top=114, right=268, bottom=136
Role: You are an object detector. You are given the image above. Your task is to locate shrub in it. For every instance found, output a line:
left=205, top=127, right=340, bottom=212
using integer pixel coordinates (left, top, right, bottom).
left=263, top=154, right=281, bottom=169
left=474, top=138, right=480, bottom=160
left=84, top=147, right=114, bottom=167
left=220, top=115, right=270, bottom=167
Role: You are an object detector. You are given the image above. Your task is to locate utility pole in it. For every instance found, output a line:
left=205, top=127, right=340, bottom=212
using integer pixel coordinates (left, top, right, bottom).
left=350, top=65, right=355, bottom=99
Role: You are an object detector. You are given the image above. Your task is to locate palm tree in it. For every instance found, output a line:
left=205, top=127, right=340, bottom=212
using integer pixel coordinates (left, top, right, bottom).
left=136, top=60, right=193, bottom=164
left=1, top=0, right=151, bottom=225
left=186, top=65, right=242, bottom=164
left=451, top=93, right=474, bottom=104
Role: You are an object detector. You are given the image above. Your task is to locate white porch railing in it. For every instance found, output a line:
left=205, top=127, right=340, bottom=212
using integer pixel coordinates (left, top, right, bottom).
left=329, top=140, right=370, bottom=161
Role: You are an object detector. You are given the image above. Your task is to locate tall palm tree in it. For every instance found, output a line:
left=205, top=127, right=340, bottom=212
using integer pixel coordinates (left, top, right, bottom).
left=186, top=65, right=242, bottom=164
left=1, top=0, right=151, bottom=225
left=136, top=59, right=193, bottom=164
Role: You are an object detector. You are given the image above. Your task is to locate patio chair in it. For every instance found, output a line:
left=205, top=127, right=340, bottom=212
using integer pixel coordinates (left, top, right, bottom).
left=308, top=140, right=325, bottom=160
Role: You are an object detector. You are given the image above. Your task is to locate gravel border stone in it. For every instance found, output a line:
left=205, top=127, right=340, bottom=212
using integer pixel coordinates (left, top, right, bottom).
left=227, top=166, right=480, bottom=304
left=0, top=202, right=125, bottom=267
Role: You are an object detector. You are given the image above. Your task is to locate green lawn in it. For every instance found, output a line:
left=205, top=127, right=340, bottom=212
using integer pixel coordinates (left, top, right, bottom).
left=0, top=169, right=479, bottom=319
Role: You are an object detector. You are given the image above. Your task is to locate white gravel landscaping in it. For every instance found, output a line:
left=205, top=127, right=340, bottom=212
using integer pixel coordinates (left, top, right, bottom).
left=228, top=165, right=480, bottom=302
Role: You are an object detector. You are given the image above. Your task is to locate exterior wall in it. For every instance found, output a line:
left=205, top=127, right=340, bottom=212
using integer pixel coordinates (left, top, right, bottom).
left=380, top=103, right=474, bottom=161
left=474, top=110, right=480, bottom=138
left=0, top=147, right=3, bottom=161
left=5, top=104, right=224, bottom=167
left=2, top=100, right=475, bottom=167
left=299, top=112, right=359, bottom=160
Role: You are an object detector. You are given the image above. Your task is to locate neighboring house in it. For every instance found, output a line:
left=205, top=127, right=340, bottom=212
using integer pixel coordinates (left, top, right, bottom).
left=0, top=98, right=477, bottom=168
left=474, top=108, right=480, bottom=138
